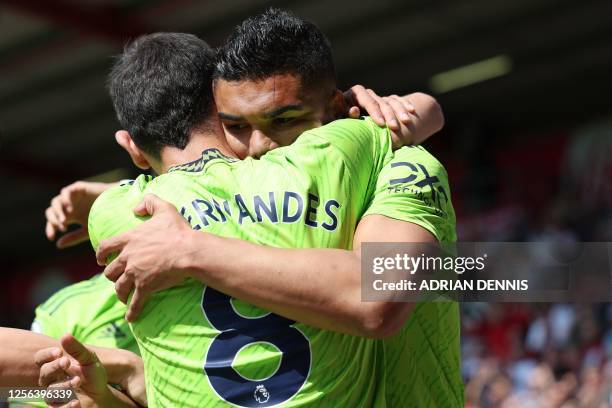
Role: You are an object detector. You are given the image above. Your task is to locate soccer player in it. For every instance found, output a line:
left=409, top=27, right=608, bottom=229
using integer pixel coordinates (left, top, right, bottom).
left=88, top=31, right=444, bottom=407
left=99, top=10, right=461, bottom=407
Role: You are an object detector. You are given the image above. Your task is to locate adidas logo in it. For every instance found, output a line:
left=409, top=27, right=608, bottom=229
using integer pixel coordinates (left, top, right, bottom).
left=99, top=322, right=126, bottom=339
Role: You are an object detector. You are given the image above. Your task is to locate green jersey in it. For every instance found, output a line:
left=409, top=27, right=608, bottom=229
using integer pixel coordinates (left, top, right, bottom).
left=25, top=274, right=139, bottom=408
left=89, top=118, right=394, bottom=407
left=32, top=273, right=138, bottom=353
left=364, top=146, right=463, bottom=407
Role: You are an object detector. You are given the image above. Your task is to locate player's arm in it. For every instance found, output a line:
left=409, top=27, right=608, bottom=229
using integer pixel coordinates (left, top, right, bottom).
left=393, top=92, right=444, bottom=146
left=175, top=217, right=432, bottom=338
left=0, top=328, right=61, bottom=387
left=344, top=86, right=444, bottom=146
left=99, top=195, right=432, bottom=339
left=0, top=328, right=143, bottom=401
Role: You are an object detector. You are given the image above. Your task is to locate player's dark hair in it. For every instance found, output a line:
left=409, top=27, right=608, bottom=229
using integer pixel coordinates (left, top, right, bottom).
left=215, top=8, right=336, bottom=91
left=108, top=32, right=216, bottom=158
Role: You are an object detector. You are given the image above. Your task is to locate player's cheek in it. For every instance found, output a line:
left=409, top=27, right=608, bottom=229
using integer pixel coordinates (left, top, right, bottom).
left=225, top=133, right=249, bottom=159
left=279, top=123, right=316, bottom=146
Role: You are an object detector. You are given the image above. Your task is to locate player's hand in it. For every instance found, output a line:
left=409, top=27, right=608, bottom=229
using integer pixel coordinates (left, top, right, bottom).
left=45, top=181, right=116, bottom=249
left=36, top=334, right=108, bottom=407
left=97, top=194, right=193, bottom=322
left=344, top=85, right=416, bottom=132
left=113, top=351, right=147, bottom=408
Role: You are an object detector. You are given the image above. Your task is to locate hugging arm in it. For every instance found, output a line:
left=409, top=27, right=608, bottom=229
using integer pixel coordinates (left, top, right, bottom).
left=100, top=196, right=434, bottom=338
left=167, top=214, right=433, bottom=338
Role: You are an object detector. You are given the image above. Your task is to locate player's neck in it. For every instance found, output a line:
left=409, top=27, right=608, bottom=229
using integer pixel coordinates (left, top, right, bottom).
left=158, top=127, right=236, bottom=174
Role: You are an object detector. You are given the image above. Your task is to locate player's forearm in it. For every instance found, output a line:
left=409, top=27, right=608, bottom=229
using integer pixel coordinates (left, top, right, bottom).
left=0, top=328, right=59, bottom=386
left=89, top=346, right=143, bottom=397
left=179, top=232, right=388, bottom=338
left=393, top=92, right=444, bottom=147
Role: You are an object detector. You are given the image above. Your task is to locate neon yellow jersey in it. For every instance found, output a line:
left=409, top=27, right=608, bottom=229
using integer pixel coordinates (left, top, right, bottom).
left=24, top=274, right=139, bottom=408
left=89, top=118, right=394, bottom=407
left=364, top=145, right=463, bottom=407
left=32, top=274, right=138, bottom=353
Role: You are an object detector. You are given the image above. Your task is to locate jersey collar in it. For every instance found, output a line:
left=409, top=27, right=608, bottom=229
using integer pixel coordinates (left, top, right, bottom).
left=167, top=148, right=237, bottom=173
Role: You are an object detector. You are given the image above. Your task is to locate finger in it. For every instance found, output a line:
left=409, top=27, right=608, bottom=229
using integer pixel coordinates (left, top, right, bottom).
left=133, top=200, right=148, bottom=216
left=135, top=193, right=171, bottom=217
left=49, top=399, right=80, bottom=408
left=115, top=273, right=135, bottom=304
left=60, top=334, right=98, bottom=367
left=46, top=380, right=80, bottom=408
left=59, top=186, right=78, bottom=214
left=47, top=377, right=77, bottom=390
left=368, top=89, right=399, bottom=130
left=384, top=96, right=413, bottom=126
left=353, top=86, right=385, bottom=125
left=45, top=207, right=64, bottom=236
left=61, top=398, right=81, bottom=408
left=58, top=190, right=74, bottom=218
left=56, top=228, right=89, bottom=249
left=39, top=358, right=69, bottom=387
left=343, top=84, right=361, bottom=106
left=347, top=106, right=361, bottom=118
left=126, top=288, right=148, bottom=322
left=50, top=197, right=68, bottom=227
left=390, top=94, right=416, bottom=114
left=96, top=235, right=127, bottom=266
left=35, top=347, right=63, bottom=366
left=45, top=221, right=57, bottom=241
left=67, top=400, right=80, bottom=408
left=104, top=256, right=127, bottom=282
left=48, top=398, right=80, bottom=408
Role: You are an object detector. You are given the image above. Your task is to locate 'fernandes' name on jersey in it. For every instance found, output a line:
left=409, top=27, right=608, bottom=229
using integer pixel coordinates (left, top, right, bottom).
left=180, top=191, right=341, bottom=231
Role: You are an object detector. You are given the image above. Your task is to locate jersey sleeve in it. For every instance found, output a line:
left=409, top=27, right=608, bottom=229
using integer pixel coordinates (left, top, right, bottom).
left=362, top=146, right=457, bottom=242
left=31, top=307, right=63, bottom=339
left=30, top=276, right=104, bottom=340
left=88, top=174, right=152, bottom=252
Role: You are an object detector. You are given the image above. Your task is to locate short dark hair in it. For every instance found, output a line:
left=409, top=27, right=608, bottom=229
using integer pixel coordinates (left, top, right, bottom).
left=215, top=8, right=336, bottom=90
left=108, top=32, right=216, bottom=157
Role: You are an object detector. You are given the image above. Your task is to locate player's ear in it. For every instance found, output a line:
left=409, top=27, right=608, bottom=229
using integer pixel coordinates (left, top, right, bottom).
left=327, top=88, right=346, bottom=121
left=115, top=130, right=151, bottom=170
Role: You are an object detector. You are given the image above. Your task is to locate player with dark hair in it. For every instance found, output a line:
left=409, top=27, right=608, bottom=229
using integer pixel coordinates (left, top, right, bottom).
left=216, top=9, right=337, bottom=86
left=108, top=32, right=218, bottom=158
left=214, top=8, right=415, bottom=158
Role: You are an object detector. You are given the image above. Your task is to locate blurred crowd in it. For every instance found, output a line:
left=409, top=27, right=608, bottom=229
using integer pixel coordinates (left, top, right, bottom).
left=462, top=303, right=612, bottom=407
left=454, top=117, right=611, bottom=407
